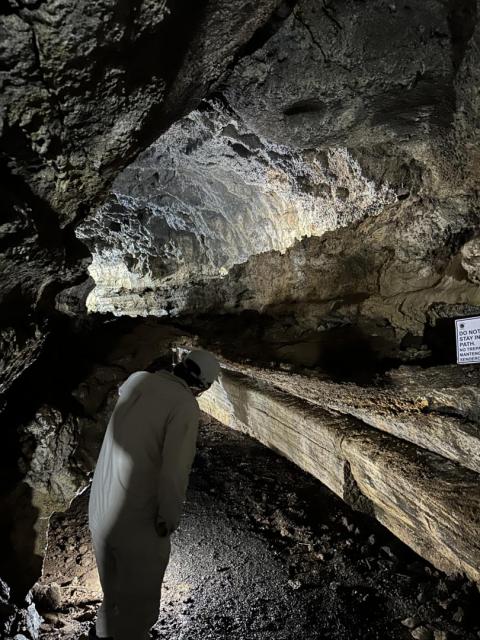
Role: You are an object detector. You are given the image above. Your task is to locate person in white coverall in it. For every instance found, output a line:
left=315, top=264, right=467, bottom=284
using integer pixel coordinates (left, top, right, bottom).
left=88, top=349, right=220, bottom=640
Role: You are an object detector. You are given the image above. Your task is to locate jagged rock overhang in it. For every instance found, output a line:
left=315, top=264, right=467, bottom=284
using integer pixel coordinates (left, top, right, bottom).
left=77, top=103, right=396, bottom=318
left=0, top=0, right=287, bottom=397
left=75, top=0, right=480, bottom=358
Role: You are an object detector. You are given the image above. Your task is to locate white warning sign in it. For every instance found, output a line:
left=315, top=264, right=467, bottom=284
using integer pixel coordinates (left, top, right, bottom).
left=455, top=316, right=480, bottom=364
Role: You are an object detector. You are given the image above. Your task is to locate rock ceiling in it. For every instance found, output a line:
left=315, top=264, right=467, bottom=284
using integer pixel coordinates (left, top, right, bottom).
left=78, top=102, right=394, bottom=316
left=76, top=0, right=480, bottom=352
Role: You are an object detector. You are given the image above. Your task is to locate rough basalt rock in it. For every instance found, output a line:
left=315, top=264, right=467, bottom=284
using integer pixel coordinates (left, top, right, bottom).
left=0, top=0, right=283, bottom=395
left=79, top=103, right=394, bottom=316
left=0, top=407, right=87, bottom=599
left=219, top=360, right=480, bottom=475
left=226, top=0, right=456, bottom=152
left=200, top=366, right=480, bottom=582
left=201, top=195, right=480, bottom=339
left=91, top=193, right=480, bottom=348
left=79, top=0, right=480, bottom=354
left=19, top=408, right=82, bottom=509
left=0, top=579, right=42, bottom=640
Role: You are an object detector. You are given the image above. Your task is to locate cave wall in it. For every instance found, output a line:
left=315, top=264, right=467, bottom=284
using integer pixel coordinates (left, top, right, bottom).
left=1, top=0, right=480, bottom=615
left=206, top=0, right=480, bottom=342
left=1, top=0, right=292, bottom=608
left=199, top=196, right=480, bottom=342
left=0, top=0, right=285, bottom=396
left=78, top=103, right=395, bottom=316
left=77, top=0, right=480, bottom=356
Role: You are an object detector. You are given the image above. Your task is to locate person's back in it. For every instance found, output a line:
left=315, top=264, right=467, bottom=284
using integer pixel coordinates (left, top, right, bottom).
left=87, top=350, right=220, bottom=640
left=89, top=370, right=199, bottom=538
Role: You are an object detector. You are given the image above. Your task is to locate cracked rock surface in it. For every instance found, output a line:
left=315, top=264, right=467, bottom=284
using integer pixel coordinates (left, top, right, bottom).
left=201, top=364, right=480, bottom=582
left=79, top=102, right=395, bottom=316
left=0, top=0, right=282, bottom=394
left=1, top=0, right=480, bottom=636
left=79, top=0, right=480, bottom=354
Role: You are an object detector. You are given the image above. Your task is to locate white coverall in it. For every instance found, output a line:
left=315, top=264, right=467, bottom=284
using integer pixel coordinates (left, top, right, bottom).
left=88, top=370, right=200, bottom=640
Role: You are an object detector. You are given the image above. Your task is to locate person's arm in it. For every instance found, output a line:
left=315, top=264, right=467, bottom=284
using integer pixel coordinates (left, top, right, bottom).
left=156, top=400, right=200, bottom=535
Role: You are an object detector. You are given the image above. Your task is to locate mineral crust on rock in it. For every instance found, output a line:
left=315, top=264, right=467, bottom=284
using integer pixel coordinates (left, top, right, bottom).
left=78, top=103, right=395, bottom=316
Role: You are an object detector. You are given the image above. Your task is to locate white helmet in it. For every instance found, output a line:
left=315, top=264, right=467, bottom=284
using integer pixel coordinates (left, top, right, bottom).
left=184, top=350, right=221, bottom=389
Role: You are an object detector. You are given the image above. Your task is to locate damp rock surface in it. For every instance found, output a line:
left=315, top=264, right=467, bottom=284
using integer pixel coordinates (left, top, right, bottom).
left=37, top=419, right=480, bottom=640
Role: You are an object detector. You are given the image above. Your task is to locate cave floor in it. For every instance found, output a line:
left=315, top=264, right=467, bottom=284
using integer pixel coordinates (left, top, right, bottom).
left=37, top=417, right=480, bottom=640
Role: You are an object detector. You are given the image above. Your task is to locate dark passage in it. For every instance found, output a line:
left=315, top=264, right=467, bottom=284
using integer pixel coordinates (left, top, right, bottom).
left=37, top=418, right=480, bottom=640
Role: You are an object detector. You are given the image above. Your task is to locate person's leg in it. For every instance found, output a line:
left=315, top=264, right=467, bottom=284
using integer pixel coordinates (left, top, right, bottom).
left=112, top=529, right=171, bottom=640
left=91, top=534, right=117, bottom=638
